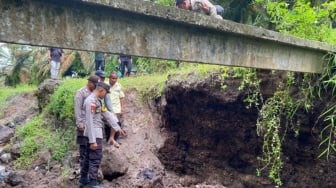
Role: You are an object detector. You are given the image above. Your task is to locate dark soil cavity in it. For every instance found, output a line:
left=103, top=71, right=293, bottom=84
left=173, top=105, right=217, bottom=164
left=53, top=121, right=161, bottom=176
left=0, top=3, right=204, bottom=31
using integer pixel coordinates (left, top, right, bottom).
left=104, top=172, right=125, bottom=181
left=158, top=71, right=336, bottom=187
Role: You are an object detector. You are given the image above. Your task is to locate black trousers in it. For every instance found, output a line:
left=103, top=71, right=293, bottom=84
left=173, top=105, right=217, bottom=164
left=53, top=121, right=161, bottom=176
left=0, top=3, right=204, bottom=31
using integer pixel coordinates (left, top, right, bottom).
left=80, top=138, right=103, bottom=181
left=77, top=130, right=88, bottom=164
left=120, top=60, right=132, bottom=77
left=95, top=60, right=105, bottom=71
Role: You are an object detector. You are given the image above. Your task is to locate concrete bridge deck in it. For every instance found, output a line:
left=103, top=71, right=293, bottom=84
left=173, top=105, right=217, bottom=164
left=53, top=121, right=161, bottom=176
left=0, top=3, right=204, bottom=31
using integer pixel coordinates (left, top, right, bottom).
left=0, top=0, right=335, bottom=73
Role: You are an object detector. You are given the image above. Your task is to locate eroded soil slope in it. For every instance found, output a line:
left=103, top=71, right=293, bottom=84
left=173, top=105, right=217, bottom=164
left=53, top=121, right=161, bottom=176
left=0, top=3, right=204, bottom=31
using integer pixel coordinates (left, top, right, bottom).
left=2, top=71, right=336, bottom=188
left=158, top=71, right=336, bottom=187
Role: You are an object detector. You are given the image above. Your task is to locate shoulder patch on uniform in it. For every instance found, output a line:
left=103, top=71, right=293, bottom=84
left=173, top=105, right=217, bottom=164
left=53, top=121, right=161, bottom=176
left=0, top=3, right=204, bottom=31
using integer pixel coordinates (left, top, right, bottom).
left=90, top=102, right=96, bottom=113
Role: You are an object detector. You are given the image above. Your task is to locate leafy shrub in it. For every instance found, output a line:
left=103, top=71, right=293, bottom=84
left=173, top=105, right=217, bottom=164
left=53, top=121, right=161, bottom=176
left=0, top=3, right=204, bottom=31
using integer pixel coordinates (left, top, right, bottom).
left=135, top=58, right=178, bottom=74
left=105, top=55, right=120, bottom=75
left=49, top=79, right=86, bottom=124
left=256, top=91, right=297, bottom=187
left=318, top=55, right=336, bottom=159
left=15, top=79, right=85, bottom=169
left=16, top=115, right=76, bottom=168
left=251, top=0, right=336, bottom=186
left=255, top=0, right=336, bottom=44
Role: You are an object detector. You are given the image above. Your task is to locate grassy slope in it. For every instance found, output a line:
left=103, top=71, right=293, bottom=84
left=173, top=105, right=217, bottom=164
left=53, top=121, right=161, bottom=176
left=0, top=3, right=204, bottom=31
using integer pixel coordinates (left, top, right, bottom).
left=4, top=63, right=223, bottom=169
left=0, top=85, right=36, bottom=116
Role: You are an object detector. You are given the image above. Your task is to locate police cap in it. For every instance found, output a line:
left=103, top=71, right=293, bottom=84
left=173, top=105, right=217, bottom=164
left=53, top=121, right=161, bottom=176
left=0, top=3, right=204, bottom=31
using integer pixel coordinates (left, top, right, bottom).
left=87, top=75, right=100, bottom=84
left=95, top=70, right=106, bottom=78
left=96, top=82, right=110, bottom=93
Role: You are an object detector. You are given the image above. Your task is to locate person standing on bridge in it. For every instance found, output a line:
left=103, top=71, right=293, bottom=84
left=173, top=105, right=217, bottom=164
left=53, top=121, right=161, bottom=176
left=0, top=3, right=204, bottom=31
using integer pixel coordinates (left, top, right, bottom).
left=175, top=0, right=223, bottom=19
left=47, top=47, right=64, bottom=79
left=94, top=52, right=105, bottom=71
left=118, top=55, right=133, bottom=77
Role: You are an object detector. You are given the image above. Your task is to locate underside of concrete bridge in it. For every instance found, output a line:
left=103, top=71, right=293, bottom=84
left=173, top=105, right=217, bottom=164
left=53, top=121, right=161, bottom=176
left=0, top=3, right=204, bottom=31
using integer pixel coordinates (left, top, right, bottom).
left=0, top=0, right=335, bottom=73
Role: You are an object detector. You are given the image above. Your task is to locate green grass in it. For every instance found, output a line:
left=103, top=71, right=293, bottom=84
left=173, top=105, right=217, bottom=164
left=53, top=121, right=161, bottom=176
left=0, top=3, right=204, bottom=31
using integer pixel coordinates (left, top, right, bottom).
left=117, top=63, right=223, bottom=101
left=12, top=64, right=222, bottom=169
left=49, top=78, right=86, bottom=124
left=0, top=84, right=36, bottom=105
left=15, top=114, right=76, bottom=169
left=119, top=63, right=222, bottom=96
left=119, top=73, right=167, bottom=90
left=0, top=84, right=36, bottom=116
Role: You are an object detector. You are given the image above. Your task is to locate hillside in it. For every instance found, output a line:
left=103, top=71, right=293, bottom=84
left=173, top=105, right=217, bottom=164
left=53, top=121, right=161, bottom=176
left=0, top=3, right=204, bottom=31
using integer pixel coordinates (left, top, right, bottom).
left=1, top=70, right=336, bottom=187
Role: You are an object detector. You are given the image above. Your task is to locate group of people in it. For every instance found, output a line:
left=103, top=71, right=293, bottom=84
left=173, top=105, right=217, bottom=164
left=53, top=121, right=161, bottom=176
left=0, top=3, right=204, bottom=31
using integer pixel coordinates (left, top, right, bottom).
left=50, top=1, right=224, bottom=187
left=48, top=1, right=223, bottom=80
left=47, top=48, right=133, bottom=80
left=74, top=70, right=126, bottom=188
left=94, top=52, right=133, bottom=78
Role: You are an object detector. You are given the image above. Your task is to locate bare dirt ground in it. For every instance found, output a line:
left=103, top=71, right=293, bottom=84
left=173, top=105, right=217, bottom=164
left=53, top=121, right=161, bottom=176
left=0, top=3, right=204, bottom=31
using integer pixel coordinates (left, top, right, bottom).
left=0, top=92, right=38, bottom=126
left=0, top=88, right=200, bottom=188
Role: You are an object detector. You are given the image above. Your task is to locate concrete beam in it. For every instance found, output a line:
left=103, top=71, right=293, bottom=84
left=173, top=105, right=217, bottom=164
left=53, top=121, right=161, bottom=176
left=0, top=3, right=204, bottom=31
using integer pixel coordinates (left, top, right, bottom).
left=0, top=0, right=335, bottom=73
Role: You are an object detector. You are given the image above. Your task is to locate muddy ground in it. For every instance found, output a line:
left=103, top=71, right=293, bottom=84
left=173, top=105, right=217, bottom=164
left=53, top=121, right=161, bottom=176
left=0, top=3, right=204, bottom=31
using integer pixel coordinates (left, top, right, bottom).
left=1, top=71, right=336, bottom=187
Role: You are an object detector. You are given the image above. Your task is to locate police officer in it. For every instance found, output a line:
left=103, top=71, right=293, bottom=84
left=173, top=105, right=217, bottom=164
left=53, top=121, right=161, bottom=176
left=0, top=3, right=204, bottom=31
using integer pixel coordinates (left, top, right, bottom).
left=74, top=75, right=100, bottom=187
left=81, top=82, right=123, bottom=188
left=76, top=77, right=123, bottom=188
left=94, top=70, right=122, bottom=146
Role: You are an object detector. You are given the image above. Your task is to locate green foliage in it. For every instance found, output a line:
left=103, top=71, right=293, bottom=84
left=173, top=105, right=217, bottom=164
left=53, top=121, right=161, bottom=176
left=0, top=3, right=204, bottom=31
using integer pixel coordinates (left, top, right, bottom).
left=70, top=52, right=90, bottom=77
left=255, top=0, right=336, bottom=44
left=135, top=57, right=179, bottom=74
left=299, top=73, right=317, bottom=111
left=49, top=79, right=86, bottom=124
left=256, top=91, right=297, bottom=187
left=141, top=82, right=166, bottom=102
left=15, top=79, right=85, bottom=169
left=320, top=54, right=336, bottom=93
left=16, top=136, right=38, bottom=168
left=47, top=127, right=75, bottom=161
left=105, top=55, right=120, bottom=75
left=251, top=0, right=336, bottom=185
left=234, top=68, right=263, bottom=109
left=5, top=57, right=26, bottom=86
left=30, top=63, right=49, bottom=85
left=0, top=84, right=36, bottom=116
left=119, top=63, right=221, bottom=100
left=318, top=54, right=336, bottom=159
left=119, top=73, right=167, bottom=101
left=318, top=106, right=336, bottom=160
left=15, top=115, right=75, bottom=168
left=221, top=67, right=263, bottom=109
left=155, top=0, right=175, bottom=6
left=0, top=84, right=36, bottom=105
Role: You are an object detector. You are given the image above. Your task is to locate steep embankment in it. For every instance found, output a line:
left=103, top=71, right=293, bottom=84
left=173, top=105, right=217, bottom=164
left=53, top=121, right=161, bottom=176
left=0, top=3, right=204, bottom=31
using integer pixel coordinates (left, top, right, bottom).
left=1, top=71, right=336, bottom=187
left=158, top=71, right=336, bottom=187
